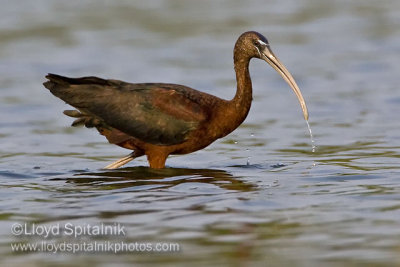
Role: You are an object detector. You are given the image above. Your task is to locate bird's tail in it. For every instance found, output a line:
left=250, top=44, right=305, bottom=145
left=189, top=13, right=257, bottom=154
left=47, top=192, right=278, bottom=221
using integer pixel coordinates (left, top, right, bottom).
left=43, top=73, right=109, bottom=89
left=43, top=73, right=115, bottom=107
left=43, top=73, right=110, bottom=127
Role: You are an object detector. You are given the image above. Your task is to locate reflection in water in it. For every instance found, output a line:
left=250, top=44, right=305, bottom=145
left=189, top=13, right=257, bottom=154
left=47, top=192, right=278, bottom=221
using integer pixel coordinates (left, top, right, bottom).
left=51, top=167, right=256, bottom=192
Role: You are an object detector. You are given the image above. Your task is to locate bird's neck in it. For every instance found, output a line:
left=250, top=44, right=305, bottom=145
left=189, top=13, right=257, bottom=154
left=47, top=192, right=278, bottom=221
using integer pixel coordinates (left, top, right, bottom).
left=213, top=56, right=253, bottom=139
left=232, top=57, right=253, bottom=108
left=226, top=57, right=253, bottom=129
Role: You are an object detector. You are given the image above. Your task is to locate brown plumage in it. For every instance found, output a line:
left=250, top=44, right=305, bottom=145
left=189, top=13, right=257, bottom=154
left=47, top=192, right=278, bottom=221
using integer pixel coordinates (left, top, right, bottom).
left=43, top=31, right=309, bottom=169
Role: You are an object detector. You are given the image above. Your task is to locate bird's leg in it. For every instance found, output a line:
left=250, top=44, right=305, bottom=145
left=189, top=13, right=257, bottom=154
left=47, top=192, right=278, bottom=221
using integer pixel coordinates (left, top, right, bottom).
left=103, top=150, right=144, bottom=169
left=103, top=155, right=134, bottom=169
left=146, top=152, right=168, bottom=169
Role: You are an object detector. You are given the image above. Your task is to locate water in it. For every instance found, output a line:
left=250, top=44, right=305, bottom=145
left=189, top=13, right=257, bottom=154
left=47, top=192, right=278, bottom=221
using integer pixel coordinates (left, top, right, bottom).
left=306, top=120, right=316, bottom=152
left=1, top=1, right=400, bottom=266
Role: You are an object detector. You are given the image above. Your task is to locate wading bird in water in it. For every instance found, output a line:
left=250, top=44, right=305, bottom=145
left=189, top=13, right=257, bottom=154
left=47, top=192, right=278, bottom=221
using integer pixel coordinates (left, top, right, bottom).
left=44, top=31, right=309, bottom=169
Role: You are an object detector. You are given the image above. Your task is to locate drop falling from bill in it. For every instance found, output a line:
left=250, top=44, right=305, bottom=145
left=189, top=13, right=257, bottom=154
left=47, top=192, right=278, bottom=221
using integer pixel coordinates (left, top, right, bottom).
left=306, top=120, right=316, bottom=153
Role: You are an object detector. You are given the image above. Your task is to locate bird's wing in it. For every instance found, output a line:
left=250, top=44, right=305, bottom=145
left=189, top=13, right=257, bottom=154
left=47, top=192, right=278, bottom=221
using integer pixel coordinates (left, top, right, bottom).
left=44, top=74, right=209, bottom=145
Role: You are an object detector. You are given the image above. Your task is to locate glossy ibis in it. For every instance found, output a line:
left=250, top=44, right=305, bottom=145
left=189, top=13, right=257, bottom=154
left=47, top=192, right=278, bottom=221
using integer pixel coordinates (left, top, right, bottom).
left=44, top=31, right=309, bottom=169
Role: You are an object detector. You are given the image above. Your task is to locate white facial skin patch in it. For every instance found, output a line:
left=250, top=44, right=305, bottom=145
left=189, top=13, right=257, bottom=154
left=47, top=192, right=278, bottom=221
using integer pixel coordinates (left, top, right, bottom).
left=255, top=39, right=269, bottom=58
left=257, top=39, right=267, bottom=46
left=254, top=46, right=262, bottom=58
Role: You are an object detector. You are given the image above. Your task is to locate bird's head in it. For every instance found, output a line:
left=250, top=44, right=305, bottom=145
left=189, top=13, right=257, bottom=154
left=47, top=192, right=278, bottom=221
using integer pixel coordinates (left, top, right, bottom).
left=235, top=31, right=309, bottom=121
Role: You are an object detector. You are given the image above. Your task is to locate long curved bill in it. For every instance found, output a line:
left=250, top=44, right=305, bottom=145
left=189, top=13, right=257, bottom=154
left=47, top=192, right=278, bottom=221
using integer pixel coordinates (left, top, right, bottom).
left=260, top=46, right=309, bottom=121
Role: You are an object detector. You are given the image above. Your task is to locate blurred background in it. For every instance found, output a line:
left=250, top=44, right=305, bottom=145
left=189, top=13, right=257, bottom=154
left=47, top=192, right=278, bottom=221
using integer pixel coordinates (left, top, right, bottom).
left=1, top=0, right=400, bottom=266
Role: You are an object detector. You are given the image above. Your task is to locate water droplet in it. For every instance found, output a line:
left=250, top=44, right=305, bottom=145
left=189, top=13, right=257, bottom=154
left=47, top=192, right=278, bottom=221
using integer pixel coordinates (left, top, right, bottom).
left=306, top=120, right=316, bottom=153
left=246, top=156, right=251, bottom=165
left=246, top=148, right=251, bottom=165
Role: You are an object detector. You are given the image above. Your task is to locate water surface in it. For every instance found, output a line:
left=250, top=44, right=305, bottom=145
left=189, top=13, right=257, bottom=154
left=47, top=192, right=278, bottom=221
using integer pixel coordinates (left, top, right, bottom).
left=1, top=0, right=400, bottom=266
